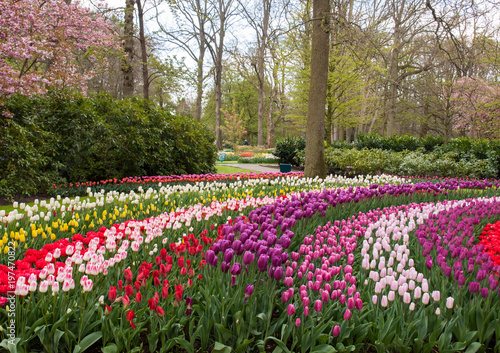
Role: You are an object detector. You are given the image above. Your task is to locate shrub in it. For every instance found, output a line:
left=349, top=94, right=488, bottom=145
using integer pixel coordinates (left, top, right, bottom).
left=0, top=91, right=217, bottom=199
left=273, top=136, right=306, bottom=166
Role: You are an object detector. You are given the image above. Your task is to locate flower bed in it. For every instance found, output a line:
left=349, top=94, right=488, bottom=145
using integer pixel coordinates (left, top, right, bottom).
left=0, top=173, right=499, bottom=352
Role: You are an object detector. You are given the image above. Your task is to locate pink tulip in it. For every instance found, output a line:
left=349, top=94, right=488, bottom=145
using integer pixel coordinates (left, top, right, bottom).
left=343, top=309, right=352, bottom=320
left=314, top=300, right=322, bottom=312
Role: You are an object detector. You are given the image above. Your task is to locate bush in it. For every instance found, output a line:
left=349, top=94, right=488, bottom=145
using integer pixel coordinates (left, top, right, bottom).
left=0, top=91, right=217, bottom=199
left=272, top=136, right=306, bottom=166
left=322, top=147, right=497, bottom=179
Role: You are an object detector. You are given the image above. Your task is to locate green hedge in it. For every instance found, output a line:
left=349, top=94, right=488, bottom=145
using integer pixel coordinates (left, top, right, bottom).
left=310, top=147, right=498, bottom=179
left=0, top=92, right=217, bottom=199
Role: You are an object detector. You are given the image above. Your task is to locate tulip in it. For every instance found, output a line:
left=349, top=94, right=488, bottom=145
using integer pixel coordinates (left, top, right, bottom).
left=231, top=263, right=242, bottom=275
left=245, top=284, right=254, bottom=297
left=274, top=267, right=284, bottom=281
left=432, top=290, right=440, bottom=302
left=422, top=293, right=430, bottom=305
left=347, top=297, right=355, bottom=309
left=125, top=285, right=134, bottom=297
left=445, top=297, right=454, bottom=309
left=109, top=287, right=117, bottom=301
left=295, top=318, right=301, bottom=326
left=257, top=254, right=269, bottom=272
left=314, top=300, right=322, bottom=312
left=344, top=309, right=352, bottom=320
left=135, top=292, right=142, bottom=303
left=332, top=325, right=341, bottom=337
left=469, top=281, right=480, bottom=294
left=156, top=306, right=165, bottom=317
left=243, top=251, right=255, bottom=265
left=287, top=304, right=295, bottom=315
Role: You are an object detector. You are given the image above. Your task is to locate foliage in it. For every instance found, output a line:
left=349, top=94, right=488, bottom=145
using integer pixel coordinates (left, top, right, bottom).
left=320, top=147, right=498, bottom=179
left=0, top=92, right=217, bottom=199
left=0, top=0, right=121, bottom=99
left=272, top=136, right=306, bottom=166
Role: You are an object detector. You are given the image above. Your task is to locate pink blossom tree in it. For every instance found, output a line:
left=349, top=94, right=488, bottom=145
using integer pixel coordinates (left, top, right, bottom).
left=451, top=77, right=500, bottom=139
left=0, top=0, right=121, bottom=99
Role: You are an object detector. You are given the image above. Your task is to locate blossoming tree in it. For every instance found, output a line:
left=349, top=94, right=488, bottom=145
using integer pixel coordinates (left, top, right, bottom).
left=451, top=77, right=500, bottom=139
left=0, top=0, right=121, bottom=98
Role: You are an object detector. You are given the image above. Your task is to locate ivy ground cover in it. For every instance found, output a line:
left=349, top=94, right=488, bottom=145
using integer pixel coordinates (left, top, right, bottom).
left=0, top=172, right=500, bottom=353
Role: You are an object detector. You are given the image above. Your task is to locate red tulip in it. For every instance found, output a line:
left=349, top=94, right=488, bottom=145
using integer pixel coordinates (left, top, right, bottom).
left=108, top=287, right=117, bottom=302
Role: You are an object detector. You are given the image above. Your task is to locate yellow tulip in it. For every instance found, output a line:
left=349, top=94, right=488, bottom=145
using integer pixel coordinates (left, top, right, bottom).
left=3, top=246, right=9, bottom=254
left=85, top=214, right=90, bottom=221
left=50, top=234, right=56, bottom=240
left=20, top=234, right=25, bottom=242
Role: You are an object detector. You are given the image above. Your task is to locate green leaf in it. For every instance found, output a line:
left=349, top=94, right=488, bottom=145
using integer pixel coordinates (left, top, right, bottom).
left=379, top=316, right=394, bottom=343
left=73, top=331, right=102, bottom=353
left=0, top=338, right=21, bottom=353
left=101, top=344, right=118, bottom=353
left=173, top=337, right=194, bottom=353
left=53, top=329, right=65, bottom=353
left=265, top=336, right=290, bottom=353
left=311, top=344, right=337, bottom=353
left=214, top=342, right=232, bottom=353
left=236, top=339, right=254, bottom=353
left=465, top=342, right=482, bottom=353
left=214, top=323, right=233, bottom=343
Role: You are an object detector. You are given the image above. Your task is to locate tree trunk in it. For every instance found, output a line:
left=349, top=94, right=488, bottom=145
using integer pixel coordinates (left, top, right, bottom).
left=257, top=0, right=270, bottom=146
left=122, top=0, right=135, bottom=99
left=215, top=63, right=223, bottom=149
left=136, top=0, right=149, bottom=100
left=195, top=40, right=205, bottom=122
left=195, top=1, right=206, bottom=122
left=304, top=0, right=330, bottom=179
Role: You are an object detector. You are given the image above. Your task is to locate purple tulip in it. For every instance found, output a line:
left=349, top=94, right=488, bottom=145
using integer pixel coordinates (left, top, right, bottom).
left=242, top=251, right=255, bottom=265
left=469, top=281, right=480, bottom=293
left=480, top=287, right=489, bottom=298
left=257, top=254, right=269, bottom=272
left=206, top=250, right=215, bottom=266
left=221, top=261, right=230, bottom=273
left=245, top=284, right=254, bottom=297
left=224, top=248, right=234, bottom=263
left=274, top=267, right=284, bottom=281
left=230, top=263, right=242, bottom=275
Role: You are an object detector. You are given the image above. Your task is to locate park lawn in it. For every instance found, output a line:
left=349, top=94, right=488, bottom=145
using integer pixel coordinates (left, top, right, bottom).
left=215, top=165, right=259, bottom=174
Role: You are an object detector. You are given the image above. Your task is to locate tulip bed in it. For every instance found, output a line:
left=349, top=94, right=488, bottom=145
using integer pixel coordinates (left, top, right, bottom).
left=1, top=172, right=500, bottom=353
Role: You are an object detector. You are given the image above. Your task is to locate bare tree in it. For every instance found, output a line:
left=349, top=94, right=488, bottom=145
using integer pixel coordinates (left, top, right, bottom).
left=205, top=0, right=239, bottom=149
left=155, top=0, right=209, bottom=121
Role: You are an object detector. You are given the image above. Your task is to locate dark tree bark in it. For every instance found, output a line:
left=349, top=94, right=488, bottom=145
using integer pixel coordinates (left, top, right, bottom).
left=136, top=0, right=149, bottom=100
left=122, top=0, right=135, bottom=98
left=304, top=0, right=330, bottom=178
